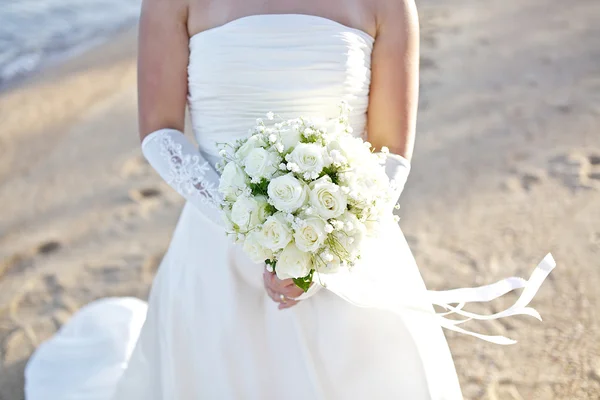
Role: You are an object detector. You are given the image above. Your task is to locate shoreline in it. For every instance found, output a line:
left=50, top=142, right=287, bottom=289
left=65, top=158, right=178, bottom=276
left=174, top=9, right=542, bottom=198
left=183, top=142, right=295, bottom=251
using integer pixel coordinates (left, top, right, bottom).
left=0, top=21, right=138, bottom=92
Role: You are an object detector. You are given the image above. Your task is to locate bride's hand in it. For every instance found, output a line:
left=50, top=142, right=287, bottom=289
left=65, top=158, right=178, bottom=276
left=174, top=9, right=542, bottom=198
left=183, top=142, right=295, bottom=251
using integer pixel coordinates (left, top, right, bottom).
left=263, top=270, right=306, bottom=310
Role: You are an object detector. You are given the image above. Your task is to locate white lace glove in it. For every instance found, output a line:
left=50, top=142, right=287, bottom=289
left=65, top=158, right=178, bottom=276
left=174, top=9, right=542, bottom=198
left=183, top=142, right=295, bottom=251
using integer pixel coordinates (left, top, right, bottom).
left=381, top=152, right=411, bottom=208
left=141, top=129, right=224, bottom=228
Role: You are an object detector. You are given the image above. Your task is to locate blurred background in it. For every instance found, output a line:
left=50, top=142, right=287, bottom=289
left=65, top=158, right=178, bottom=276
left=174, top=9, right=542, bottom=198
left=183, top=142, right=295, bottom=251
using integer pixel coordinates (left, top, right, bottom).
left=0, top=0, right=599, bottom=399
left=0, top=0, right=141, bottom=88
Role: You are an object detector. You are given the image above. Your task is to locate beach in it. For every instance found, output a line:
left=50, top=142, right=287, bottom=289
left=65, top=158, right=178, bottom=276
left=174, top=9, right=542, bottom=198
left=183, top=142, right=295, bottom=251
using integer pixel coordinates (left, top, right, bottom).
left=0, top=0, right=141, bottom=87
left=1, top=0, right=599, bottom=399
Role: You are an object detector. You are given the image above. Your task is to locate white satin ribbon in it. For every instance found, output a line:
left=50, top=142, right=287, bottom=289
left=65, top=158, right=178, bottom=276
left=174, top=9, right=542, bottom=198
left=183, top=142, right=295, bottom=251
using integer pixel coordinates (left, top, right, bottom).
left=429, top=253, right=556, bottom=344
left=319, top=232, right=556, bottom=346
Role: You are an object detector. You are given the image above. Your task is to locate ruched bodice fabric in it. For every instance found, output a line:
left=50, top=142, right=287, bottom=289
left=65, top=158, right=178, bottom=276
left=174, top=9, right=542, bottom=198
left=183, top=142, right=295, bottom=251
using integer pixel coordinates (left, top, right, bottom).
left=187, top=14, right=374, bottom=157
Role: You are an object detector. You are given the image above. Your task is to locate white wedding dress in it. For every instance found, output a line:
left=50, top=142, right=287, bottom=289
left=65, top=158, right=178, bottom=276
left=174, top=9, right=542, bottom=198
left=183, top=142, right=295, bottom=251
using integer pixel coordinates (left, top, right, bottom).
left=25, top=14, right=555, bottom=400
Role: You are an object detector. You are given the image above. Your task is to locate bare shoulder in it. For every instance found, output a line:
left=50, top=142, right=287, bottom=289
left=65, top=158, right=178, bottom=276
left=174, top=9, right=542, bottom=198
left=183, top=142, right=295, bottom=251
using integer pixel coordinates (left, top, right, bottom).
left=141, top=0, right=189, bottom=14
left=187, top=0, right=233, bottom=36
left=372, top=0, right=419, bottom=36
left=140, top=0, right=190, bottom=33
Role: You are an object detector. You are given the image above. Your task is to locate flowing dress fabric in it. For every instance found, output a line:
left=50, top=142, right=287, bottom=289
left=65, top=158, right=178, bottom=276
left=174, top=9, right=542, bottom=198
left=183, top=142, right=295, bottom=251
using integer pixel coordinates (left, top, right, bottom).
left=26, top=15, right=465, bottom=399
left=112, top=204, right=460, bottom=399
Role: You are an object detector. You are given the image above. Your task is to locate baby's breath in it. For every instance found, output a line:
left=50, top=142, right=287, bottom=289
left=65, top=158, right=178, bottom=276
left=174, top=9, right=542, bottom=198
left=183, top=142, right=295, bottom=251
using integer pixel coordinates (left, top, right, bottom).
left=218, top=101, right=395, bottom=290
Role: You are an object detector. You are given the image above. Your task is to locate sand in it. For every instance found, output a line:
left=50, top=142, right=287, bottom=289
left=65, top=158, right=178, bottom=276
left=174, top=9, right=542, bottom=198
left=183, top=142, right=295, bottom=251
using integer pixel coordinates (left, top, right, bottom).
left=1, top=0, right=599, bottom=399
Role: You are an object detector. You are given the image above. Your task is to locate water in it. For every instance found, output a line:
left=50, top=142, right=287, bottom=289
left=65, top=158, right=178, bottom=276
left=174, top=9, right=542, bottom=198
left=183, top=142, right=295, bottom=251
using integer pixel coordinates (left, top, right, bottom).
left=0, top=0, right=142, bottom=88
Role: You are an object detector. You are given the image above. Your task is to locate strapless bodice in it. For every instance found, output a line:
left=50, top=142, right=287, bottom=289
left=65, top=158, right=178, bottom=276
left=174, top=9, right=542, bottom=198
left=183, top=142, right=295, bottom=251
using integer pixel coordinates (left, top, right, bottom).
left=187, top=14, right=374, bottom=158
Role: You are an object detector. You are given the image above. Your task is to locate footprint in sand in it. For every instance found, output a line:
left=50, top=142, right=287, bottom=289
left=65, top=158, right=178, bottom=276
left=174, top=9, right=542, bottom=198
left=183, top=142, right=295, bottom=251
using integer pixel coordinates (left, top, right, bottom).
left=0, top=253, right=28, bottom=278
left=548, top=151, right=600, bottom=190
left=42, top=274, right=64, bottom=294
left=420, top=56, right=438, bottom=71
left=36, top=240, right=62, bottom=255
left=0, top=241, right=62, bottom=279
left=520, top=171, right=544, bottom=191
left=502, top=170, right=545, bottom=192
left=588, top=154, right=600, bottom=181
left=128, top=187, right=164, bottom=218
left=85, top=259, right=141, bottom=285
left=128, top=187, right=162, bottom=202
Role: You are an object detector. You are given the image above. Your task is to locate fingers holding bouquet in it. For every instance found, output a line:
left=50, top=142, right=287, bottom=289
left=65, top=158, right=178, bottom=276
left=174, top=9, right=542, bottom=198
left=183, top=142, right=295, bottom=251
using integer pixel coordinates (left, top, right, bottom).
left=262, top=270, right=305, bottom=310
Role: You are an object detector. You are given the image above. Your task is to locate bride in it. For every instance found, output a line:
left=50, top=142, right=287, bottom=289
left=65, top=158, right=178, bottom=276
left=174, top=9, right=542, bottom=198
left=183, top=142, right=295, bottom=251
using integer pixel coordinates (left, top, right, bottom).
left=24, top=0, right=556, bottom=399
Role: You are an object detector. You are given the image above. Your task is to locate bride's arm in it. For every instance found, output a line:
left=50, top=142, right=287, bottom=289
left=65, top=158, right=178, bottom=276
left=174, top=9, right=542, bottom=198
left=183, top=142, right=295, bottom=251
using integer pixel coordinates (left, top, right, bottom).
left=367, top=0, right=420, bottom=199
left=137, top=0, right=224, bottom=227
left=138, top=0, right=189, bottom=138
left=369, top=0, right=419, bottom=160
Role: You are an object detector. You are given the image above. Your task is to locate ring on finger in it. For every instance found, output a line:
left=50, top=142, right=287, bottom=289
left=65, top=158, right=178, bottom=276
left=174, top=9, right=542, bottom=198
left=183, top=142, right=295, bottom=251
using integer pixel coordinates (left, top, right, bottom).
left=279, top=293, right=288, bottom=304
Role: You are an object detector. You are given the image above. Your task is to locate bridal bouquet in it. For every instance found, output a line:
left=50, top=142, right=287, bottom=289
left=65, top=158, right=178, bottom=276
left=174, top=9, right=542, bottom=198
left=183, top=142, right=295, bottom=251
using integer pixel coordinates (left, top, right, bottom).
left=216, top=103, right=399, bottom=291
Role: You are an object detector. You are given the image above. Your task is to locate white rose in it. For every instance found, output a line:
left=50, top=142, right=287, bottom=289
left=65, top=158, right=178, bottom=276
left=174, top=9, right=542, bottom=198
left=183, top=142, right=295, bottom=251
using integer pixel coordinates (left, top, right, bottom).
left=278, top=126, right=302, bottom=151
left=332, top=229, right=362, bottom=258
left=276, top=243, right=313, bottom=280
left=267, top=173, right=308, bottom=213
left=235, top=134, right=267, bottom=160
left=255, top=195, right=271, bottom=223
left=218, top=162, right=248, bottom=201
left=359, top=166, right=389, bottom=191
left=288, top=143, right=327, bottom=178
left=337, top=211, right=365, bottom=235
left=342, top=166, right=389, bottom=206
left=328, top=135, right=369, bottom=166
left=231, top=196, right=262, bottom=230
left=293, top=217, right=327, bottom=253
left=309, top=176, right=347, bottom=219
left=243, top=148, right=280, bottom=181
left=243, top=231, right=273, bottom=263
left=260, top=212, right=293, bottom=251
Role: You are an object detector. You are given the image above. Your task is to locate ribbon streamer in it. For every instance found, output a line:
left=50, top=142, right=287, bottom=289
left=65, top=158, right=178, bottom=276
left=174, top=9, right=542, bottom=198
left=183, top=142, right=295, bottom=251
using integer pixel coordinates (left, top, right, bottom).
left=430, top=253, right=556, bottom=344
left=319, top=221, right=556, bottom=346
